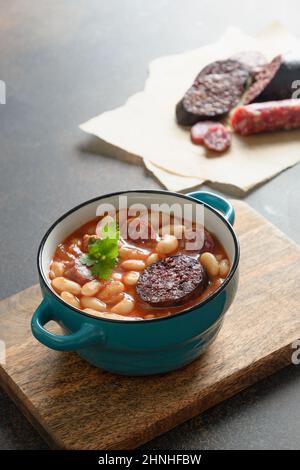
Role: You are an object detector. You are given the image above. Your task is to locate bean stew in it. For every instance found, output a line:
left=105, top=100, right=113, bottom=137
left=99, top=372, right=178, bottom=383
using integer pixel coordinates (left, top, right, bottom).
left=49, top=210, right=231, bottom=320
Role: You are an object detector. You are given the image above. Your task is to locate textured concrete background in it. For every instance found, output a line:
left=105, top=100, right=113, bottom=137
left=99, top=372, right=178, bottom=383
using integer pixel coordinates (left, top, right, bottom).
left=0, top=0, right=300, bottom=449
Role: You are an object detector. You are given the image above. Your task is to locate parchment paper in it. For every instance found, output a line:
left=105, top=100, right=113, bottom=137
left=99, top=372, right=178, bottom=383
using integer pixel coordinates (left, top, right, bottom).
left=80, top=23, right=300, bottom=194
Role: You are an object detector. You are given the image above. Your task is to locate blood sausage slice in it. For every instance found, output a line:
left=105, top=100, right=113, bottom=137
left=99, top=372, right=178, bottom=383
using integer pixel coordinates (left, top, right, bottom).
left=176, top=59, right=250, bottom=126
left=136, top=254, right=208, bottom=307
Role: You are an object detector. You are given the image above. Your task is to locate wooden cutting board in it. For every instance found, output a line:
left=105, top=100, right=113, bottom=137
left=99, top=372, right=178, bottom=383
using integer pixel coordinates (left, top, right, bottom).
left=1, top=201, right=300, bottom=450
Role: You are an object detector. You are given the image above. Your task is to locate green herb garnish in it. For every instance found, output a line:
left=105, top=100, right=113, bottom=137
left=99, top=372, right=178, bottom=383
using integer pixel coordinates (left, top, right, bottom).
left=79, top=222, right=120, bottom=280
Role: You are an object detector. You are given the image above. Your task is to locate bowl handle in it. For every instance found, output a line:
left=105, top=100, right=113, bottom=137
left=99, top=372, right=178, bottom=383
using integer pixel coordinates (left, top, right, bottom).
left=187, top=191, right=235, bottom=225
left=31, top=298, right=105, bottom=351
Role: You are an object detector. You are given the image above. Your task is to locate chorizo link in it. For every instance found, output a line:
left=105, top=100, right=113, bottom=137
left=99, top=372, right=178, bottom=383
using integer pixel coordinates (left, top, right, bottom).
left=230, top=99, right=300, bottom=136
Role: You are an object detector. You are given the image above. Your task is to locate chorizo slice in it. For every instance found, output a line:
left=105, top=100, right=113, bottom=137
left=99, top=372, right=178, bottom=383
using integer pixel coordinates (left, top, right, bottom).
left=191, top=121, right=223, bottom=145
left=64, top=260, right=94, bottom=286
left=203, top=125, right=231, bottom=152
left=182, top=227, right=215, bottom=254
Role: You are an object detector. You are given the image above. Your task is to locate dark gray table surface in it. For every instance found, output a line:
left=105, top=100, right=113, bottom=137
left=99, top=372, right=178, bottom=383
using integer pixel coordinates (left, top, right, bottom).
left=1, top=0, right=300, bottom=450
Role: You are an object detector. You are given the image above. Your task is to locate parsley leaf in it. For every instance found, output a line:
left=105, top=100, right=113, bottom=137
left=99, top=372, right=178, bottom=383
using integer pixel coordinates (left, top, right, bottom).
left=79, top=222, right=120, bottom=280
left=90, top=257, right=117, bottom=279
left=78, top=253, right=95, bottom=267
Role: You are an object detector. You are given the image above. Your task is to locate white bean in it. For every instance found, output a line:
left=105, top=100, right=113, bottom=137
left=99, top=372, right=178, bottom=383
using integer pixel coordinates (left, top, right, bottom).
left=156, top=234, right=178, bottom=255
left=111, top=272, right=123, bottom=281
left=200, top=252, right=219, bottom=277
left=52, top=277, right=81, bottom=295
left=81, top=280, right=102, bottom=297
left=105, top=293, right=124, bottom=305
left=111, top=296, right=135, bottom=315
left=145, top=253, right=159, bottom=266
left=120, top=259, right=146, bottom=271
left=118, top=245, right=132, bottom=258
left=219, top=259, right=230, bottom=278
left=61, top=291, right=80, bottom=309
left=81, top=296, right=107, bottom=312
left=49, top=261, right=64, bottom=279
left=83, top=308, right=139, bottom=321
left=118, top=245, right=149, bottom=260
left=123, top=271, right=140, bottom=286
left=98, top=280, right=125, bottom=301
left=83, top=308, right=107, bottom=317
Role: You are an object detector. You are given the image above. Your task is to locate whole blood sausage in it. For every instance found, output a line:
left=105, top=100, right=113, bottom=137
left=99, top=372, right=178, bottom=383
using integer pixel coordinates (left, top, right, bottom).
left=243, top=55, right=282, bottom=104
left=255, top=51, right=300, bottom=101
left=230, top=99, right=300, bottom=135
left=136, top=254, right=208, bottom=307
left=243, top=52, right=300, bottom=104
left=203, top=125, right=231, bottom=152
left=176, top=59, right=250, bottom=126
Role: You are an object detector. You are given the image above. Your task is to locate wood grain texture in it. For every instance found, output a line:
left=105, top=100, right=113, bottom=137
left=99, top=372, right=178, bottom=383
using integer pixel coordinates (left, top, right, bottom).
left=0, top=201, right=300, bottom=450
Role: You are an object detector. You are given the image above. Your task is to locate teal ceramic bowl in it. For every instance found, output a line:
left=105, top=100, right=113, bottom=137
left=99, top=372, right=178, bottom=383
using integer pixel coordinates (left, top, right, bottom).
left=31, top=190, right=239, bottom=376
